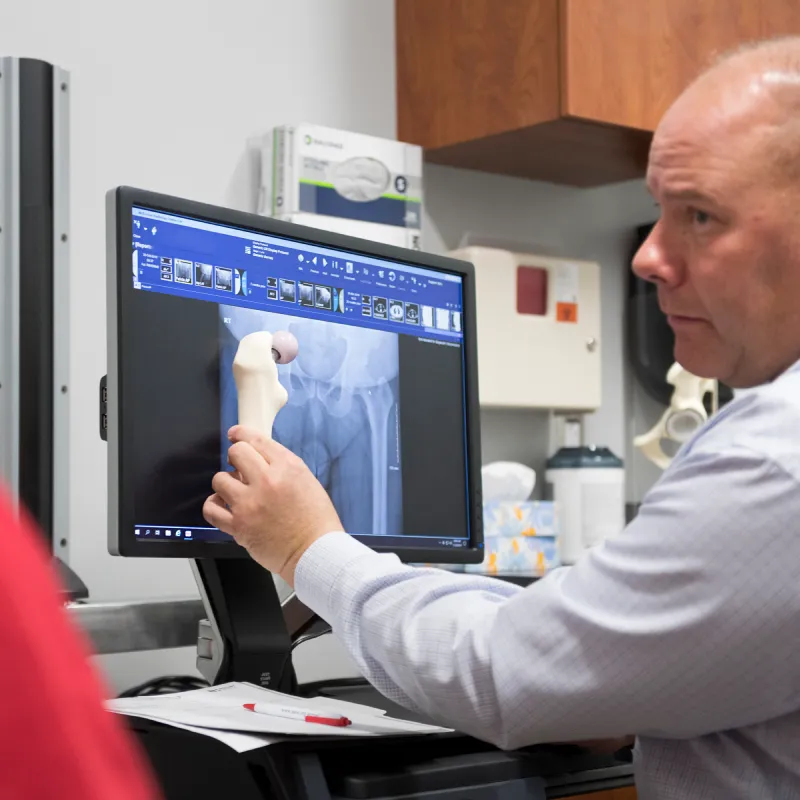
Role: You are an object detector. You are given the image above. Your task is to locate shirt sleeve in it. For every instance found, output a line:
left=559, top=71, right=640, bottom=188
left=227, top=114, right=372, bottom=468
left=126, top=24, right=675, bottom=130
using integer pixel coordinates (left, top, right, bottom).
left=296, top=443, right=800, bottom=750
left=0, top=487, right=160, bottom=800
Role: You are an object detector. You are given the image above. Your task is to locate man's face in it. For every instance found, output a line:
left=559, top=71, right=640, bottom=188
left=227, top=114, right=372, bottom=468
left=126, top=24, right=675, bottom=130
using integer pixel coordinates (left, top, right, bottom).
left=632, top=73, right=800, bottom=387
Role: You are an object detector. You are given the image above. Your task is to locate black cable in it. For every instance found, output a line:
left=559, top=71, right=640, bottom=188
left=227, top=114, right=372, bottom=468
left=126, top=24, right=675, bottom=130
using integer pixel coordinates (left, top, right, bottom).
left=291, top=627, right=331, bottom=651
left=268, top=626, right=335, bottom=692
left=117, top=674, right=209, bottom=698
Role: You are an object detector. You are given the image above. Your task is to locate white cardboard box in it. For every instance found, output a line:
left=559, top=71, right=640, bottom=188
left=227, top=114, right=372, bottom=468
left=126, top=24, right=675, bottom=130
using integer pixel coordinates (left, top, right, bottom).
left=274, top=212, right=421, bottom=251
left=257, top=124, right=423, bottom=235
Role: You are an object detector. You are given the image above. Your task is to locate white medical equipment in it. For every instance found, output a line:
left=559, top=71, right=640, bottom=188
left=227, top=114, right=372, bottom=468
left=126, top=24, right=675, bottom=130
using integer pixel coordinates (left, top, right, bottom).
left=447, top=247, right=601, bottom=410
left=633, top=362, right=718, bottom=470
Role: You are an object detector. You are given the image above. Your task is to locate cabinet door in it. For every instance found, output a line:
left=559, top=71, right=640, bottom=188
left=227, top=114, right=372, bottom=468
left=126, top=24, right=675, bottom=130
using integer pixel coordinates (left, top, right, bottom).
left=396, top=0, right=561, bottom=149
left=561, top=0, right=800, bottom=132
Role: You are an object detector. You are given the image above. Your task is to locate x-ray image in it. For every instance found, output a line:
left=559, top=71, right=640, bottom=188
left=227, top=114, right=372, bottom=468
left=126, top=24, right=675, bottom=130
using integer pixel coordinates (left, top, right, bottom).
left=175, top=259, right=193, bottom=284
left=215, top=267, right=233, bottom=292
left=315, top=285, right=332, bottom=310
left=389, top=300, right=404, bottom=323
left=299, top=282, right=314, bottom=307
left=219, top=305, right=403, bottom=537
left=195, top=262, right=213, bottom=287
left=280, top=279, right=296, bottom=303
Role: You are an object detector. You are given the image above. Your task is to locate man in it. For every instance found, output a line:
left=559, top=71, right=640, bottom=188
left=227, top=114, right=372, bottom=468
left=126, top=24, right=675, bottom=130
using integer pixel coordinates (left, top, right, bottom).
left=204, top=37, right=800, bottom=798
left=0, top=488, right=159, bottom=798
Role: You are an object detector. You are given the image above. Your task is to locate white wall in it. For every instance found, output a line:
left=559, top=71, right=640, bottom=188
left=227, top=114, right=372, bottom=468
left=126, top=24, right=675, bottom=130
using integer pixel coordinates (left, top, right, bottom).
left=1, top=0, right=662, bottom=693
left=1, top=0, right=395, bottom=691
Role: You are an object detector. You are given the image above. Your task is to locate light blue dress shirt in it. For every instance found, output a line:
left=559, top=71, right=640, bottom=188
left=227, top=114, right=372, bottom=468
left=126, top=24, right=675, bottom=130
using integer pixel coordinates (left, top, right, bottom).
left=296, top=360, right=800, bottom=799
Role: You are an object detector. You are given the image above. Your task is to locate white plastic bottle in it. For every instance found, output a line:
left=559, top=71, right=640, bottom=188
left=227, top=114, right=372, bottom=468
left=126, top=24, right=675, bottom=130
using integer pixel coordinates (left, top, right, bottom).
left=545, top=446, right=625, bottom=565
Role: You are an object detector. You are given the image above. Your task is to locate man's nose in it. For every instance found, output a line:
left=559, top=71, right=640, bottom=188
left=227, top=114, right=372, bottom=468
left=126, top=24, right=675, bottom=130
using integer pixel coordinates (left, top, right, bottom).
left=632, top=221, right=681, bottom=287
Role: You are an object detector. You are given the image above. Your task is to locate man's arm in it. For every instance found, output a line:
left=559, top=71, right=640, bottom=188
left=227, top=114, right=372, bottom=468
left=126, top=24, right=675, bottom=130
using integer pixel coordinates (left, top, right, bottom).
left=295, top=443, right=800, bottom=749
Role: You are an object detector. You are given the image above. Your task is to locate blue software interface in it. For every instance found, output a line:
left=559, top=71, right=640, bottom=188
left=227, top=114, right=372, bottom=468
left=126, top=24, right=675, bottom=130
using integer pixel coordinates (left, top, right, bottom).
left=130, top=206, right=470, bottom=550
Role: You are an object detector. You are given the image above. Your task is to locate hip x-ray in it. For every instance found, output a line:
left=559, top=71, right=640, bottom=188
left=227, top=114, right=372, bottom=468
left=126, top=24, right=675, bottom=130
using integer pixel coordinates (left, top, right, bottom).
left=220, top=305, right=403, bottom=537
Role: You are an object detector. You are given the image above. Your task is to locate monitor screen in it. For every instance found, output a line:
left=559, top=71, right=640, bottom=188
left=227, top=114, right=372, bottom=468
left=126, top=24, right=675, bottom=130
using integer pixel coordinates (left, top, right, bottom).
left=106, top=187, right=483, bottom=563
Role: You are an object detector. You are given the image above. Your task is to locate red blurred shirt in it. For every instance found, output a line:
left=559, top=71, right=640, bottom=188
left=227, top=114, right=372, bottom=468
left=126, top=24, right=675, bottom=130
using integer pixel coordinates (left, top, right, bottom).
left=0, top=488, right=160, bottom=799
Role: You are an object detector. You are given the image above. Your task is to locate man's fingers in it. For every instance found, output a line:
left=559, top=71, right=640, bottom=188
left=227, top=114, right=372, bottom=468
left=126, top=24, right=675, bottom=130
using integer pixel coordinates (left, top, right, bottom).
left=228, top=425, right=285, bottom=463
left=227, top=441, right=268, bottom=485
left=211, top=470, right=246, bottom=506
left=203, top=494, right=235, bottom=533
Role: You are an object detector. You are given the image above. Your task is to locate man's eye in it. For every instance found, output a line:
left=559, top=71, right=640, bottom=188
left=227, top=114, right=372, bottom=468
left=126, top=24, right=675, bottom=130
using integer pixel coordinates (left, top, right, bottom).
left=691, top=208, right=711, bottom=225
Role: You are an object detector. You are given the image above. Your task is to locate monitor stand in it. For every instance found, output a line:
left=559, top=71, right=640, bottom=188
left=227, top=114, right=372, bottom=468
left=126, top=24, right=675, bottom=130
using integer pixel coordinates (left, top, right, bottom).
left=192, top=557, right=298, bottom=693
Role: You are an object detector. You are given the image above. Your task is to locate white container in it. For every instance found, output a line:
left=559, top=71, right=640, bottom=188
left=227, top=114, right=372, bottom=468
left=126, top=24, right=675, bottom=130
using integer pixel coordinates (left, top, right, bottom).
left=273, top=212, right=421, bottom=250
left=257, top=123, right=423, bottom=233
left=545, top=446, right=625, bottom=565
left=447, top=246, right=601, bottom=411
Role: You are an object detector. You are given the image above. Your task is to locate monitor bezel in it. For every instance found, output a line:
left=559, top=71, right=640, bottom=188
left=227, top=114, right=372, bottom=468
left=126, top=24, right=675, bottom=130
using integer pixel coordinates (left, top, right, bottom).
left=107, top=186, right=484, bottom=562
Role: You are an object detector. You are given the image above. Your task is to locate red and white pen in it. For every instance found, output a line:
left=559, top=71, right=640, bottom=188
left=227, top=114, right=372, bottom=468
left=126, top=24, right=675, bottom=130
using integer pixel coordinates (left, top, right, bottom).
left=243, top=703, right=352, bottom=727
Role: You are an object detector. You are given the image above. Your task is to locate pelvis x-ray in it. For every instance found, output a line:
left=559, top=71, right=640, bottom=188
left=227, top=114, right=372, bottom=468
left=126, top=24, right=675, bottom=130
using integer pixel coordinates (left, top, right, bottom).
left=220, top=306, right=403, bottom=537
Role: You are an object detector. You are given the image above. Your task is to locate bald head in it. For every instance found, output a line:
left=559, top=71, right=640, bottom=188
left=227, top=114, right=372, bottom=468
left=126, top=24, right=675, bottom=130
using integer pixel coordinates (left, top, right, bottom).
left=665, top=37, right=800, bottom=185
left=635, top=36, right=800, bottom=388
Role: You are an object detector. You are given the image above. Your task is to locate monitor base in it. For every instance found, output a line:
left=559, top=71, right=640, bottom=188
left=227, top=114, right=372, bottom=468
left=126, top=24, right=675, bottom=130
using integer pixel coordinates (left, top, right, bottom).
left=192, top=557, right=297, bottom=692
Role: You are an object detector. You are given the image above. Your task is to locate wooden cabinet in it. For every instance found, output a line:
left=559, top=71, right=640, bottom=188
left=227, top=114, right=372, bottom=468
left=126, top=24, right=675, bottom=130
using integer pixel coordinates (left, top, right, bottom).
left=562, top=789, right=637, bottom=800
left=396, top=0, right=800, bottom=186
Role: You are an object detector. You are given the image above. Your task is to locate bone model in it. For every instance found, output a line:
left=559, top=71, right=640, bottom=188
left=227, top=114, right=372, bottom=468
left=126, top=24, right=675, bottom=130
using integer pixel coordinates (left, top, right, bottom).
left=233, top=330, right=299, bottom=438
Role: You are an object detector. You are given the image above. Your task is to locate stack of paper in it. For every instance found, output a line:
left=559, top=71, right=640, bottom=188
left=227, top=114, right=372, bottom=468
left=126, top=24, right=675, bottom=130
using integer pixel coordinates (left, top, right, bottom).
left=108, top=682, right=450, bottom=753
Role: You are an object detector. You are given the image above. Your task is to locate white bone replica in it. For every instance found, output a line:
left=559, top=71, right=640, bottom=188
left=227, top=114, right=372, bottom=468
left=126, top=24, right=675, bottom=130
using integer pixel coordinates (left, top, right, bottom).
left=233, top=330, right=299, bottom=438
left=633, top=362, right=718, bottom=470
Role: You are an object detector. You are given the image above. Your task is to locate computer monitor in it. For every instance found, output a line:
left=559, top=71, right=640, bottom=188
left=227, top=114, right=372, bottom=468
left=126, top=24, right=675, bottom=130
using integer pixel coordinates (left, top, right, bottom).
left=106, top=187, right=483, bottom=564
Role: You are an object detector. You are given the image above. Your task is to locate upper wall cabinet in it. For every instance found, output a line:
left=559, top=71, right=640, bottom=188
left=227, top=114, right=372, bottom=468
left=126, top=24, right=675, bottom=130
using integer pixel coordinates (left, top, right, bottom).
left=396, top=0, right=800, bottom=186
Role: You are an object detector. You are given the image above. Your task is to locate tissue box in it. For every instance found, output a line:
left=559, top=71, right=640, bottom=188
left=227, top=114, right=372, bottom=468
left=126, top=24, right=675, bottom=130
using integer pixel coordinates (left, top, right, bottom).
left=258, top=124, right=423, bottom=236
left=465, top=501, right=560, bottom=577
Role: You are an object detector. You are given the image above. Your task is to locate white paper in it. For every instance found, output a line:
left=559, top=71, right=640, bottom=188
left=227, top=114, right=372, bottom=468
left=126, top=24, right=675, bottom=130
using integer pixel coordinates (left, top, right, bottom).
left=119, top=711, right=279, bottom=753
left=108, top=682, right=450, bottom=744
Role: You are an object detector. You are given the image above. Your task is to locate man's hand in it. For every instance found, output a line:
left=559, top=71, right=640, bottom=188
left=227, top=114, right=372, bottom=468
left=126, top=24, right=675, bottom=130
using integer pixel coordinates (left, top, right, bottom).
left=203, top=426, right=343, bottom=585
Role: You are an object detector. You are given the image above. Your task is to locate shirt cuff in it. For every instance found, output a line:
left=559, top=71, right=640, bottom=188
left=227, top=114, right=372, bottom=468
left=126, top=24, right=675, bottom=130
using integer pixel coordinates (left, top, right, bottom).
left=294, top=532, right=378, bottom=620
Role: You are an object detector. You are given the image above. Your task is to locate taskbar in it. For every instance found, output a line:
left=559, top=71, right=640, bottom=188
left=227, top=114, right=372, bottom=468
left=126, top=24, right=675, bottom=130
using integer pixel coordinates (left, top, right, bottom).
left=134, top=525, right=232, bottom=543
left=134, top=526, right=469, bottom=550
left=352, top=533, right=469, bottom=551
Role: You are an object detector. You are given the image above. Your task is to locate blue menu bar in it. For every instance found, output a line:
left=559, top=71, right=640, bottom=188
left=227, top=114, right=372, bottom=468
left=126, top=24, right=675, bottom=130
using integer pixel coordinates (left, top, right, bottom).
left=131, top=207, right=464, bottom=341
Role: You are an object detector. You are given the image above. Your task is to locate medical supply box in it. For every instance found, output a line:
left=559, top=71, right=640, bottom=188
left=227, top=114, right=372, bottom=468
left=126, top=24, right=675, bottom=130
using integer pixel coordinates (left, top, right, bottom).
left=257, top=124, right=422, bottom=249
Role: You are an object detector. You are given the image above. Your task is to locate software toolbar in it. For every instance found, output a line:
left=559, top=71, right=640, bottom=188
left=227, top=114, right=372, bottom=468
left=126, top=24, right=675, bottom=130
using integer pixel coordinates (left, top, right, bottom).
left=131, top=207, right=464, bottom=342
